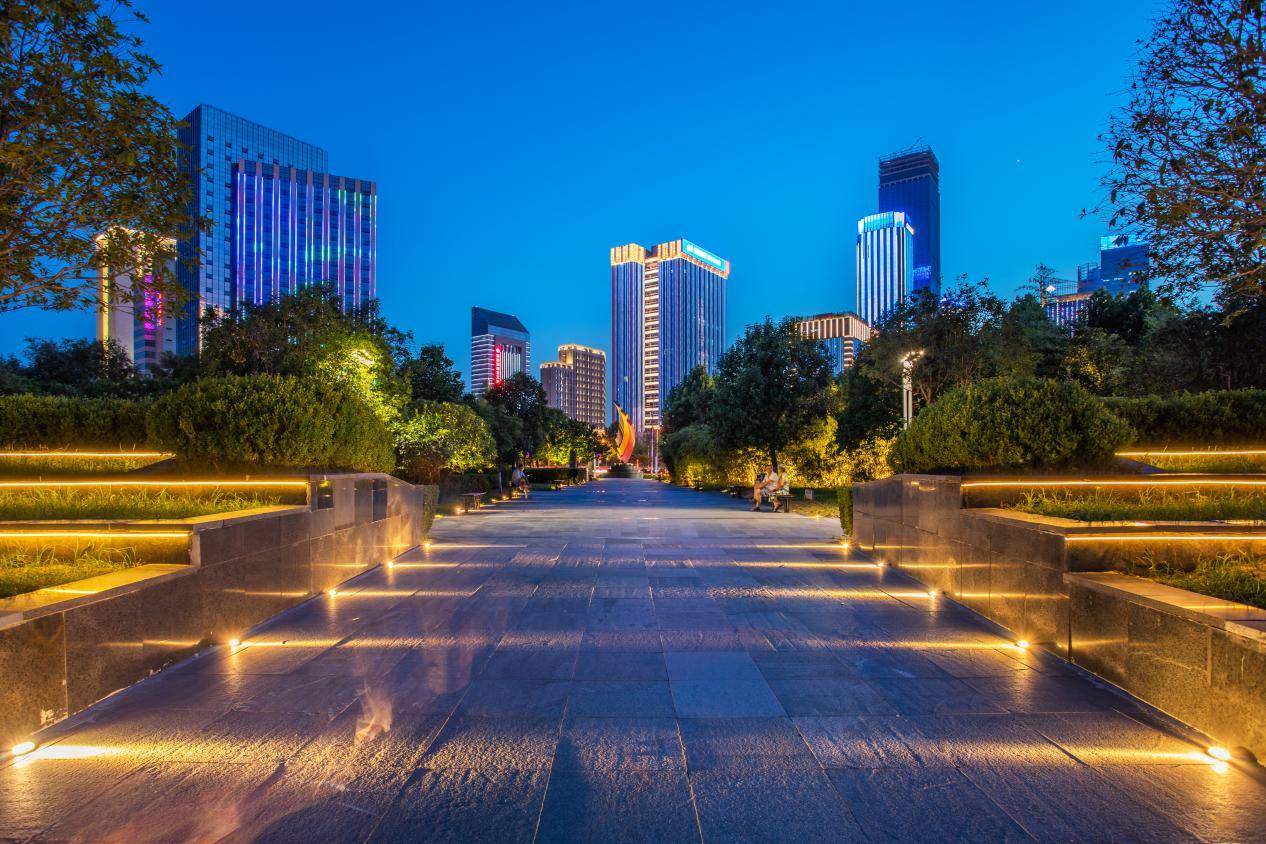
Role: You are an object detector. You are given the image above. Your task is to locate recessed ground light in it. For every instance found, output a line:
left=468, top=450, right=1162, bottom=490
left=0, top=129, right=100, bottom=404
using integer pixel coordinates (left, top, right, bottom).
left=1016, top=640, right=1030, bottom=650
left=327, top=588, right=339, bottom=598
left=228, top=638, right=241, bottom=648
left=927, top=590, right=939, bottom=598
left=1207, top=746, right=1232, bottom=762
left=11, top=741, right=35, bottom=757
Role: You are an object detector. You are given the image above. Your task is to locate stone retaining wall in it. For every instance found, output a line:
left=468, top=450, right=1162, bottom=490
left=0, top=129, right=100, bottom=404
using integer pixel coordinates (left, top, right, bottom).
left=854, top=473, right=1266, bottom=761
left=0, top=474, right=437, bottom=748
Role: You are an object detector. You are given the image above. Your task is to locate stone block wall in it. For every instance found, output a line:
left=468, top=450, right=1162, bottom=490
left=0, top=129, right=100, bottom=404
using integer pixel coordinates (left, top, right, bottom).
left=0, top=475, right=437, bottom=748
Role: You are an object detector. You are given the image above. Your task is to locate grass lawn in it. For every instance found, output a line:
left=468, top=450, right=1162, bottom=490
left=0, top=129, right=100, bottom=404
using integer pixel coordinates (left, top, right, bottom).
left=1126, top=551, right=1266, bottom=611
left=1122, top=451, right=1266, bottom=474
left=0, top=453, right=169, bottom=477
left=0, top=547, right=145, bottom=600
left=1009, top=487, right=1266, bottom=523
left=0, top=488, right=286, bottom=521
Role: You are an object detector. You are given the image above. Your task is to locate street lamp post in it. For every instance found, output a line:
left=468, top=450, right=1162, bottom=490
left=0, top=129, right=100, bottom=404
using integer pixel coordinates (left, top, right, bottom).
left=901, top=351, right=923, bottom=429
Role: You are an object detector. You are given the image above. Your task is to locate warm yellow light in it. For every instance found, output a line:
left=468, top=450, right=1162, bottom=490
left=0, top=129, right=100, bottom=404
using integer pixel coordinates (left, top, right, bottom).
left=0, top=479, right=308, bottom=489
left=927, top=590, right=939, bottom=598
left=327, top=588, right=339, bottom=597
left=1117, top=449, right=1266, bottom=457
left=0, top=451, right=172, bottom=459
left=962, top=478, right=1266, bottom=489
left=0, top=530, right=188, bottom=540
left=11, top=741, right=36, bottom=757
left=1207, top=746, right=1232, bottom=761
left=1016, top=640, right=1030, bottom=650
left=384, top=560, right=394, bottom=569
left=228, top=638, right=241, bottom=648
left=1067, top=534, right=1266, bottom=543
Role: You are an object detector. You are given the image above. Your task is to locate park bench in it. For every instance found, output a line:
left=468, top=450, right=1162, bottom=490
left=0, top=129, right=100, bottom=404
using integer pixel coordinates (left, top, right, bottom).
left=460, top=491, right=486, bottom=512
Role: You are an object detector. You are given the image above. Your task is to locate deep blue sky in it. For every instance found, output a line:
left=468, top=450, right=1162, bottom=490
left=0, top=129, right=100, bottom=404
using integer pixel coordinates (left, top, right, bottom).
left=1, top=0, right=1161, bottom=382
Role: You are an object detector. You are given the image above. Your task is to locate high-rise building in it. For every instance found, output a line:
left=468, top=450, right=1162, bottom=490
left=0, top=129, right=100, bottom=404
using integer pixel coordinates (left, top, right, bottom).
left=1047, top=235, right=1151, bottom=328
left=541, top=345, right=607, bottom=428
left=95, top=235, right=178, bottom=376
left=470, top=307, right=530, bottom=394
left=611, top=239, right=729, bottom=433
left=795, top=312, right=871, bottom=376
left=878, top=146, right=940, bottom=295
left=177, top=105, right=328, bottom=353
left=232, top=161, right=376, bottom=313
left=856, top=212, right=915, bottom=326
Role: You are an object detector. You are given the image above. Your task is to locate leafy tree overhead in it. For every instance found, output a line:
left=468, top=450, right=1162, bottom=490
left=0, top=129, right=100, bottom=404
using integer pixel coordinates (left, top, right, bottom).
left=539, top=409, right=605, bottom=466
left=1101, top=0, right=1266, bottom=301
left=402, top=343, right=465, bottom=405
left=478, top=372, right=550, bottom=466
left=395, top=401, right=495, bottom=484
left=709, top=317, right=836, bottom=469
left=1, top=0, right=197, bottom=312
left=662, top=365, right=714, bottom=433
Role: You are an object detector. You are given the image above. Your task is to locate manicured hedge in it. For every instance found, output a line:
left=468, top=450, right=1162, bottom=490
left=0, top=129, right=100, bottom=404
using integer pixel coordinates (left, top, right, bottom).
left=0, top=394, right=151, bottom=449
left=838, top=486, right=853, bottom=535
left=1105, top=390, right=1266, bottom=446
left=147, top=375, right=394, bottom=472
left=890, top=378, right=1132, bottom=473
left=525, top=467, right=585, bottom=484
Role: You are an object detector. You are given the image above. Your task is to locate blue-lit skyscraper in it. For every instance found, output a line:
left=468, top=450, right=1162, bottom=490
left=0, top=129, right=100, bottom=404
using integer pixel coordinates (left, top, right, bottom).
left=1077, top=234, right=1150, bottom=296
left=232, top=162, right=376, bottom=313
left=611, top=239, right=728, bottom=433
left=878, top=146, right=940, bottom=296
left=856, top=212, right=914, bottom=326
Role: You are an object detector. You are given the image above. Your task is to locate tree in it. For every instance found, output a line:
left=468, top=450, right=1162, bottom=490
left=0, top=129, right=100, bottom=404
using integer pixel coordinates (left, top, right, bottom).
left=395, top=401, right=495, bottom=484
left=478, top=373, right=550, bottom=466
left=991, top=294, right=1068, bottom=380
left=1101, top=0, right=1266, bottom=300
left=1, top=0, right=196, bottom=312
left=662, top=365, right=714, bottom=433
left=402, top=343, right=465, bottom=405
left=539, top=410, right=605, bottom=466
left=708, top=317, right=835, bottom=469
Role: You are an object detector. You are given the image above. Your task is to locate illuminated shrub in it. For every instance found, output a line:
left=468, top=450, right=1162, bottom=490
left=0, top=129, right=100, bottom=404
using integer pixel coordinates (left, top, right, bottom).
left=1105, top=389, right=1266, bottom=446
left=0, top=394, right=150, bottom=449
left=890, top=377, right=1132, bottom=473
left=147, top=375, right=394, bottom=472
left=394, top=401, right=495, bottom=484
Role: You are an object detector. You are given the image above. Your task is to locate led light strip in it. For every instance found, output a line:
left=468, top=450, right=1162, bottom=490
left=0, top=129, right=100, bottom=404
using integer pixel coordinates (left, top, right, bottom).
left=0, top=531, right=189, bottom=539
left=1066, top=533, right=1266, bottom=543
left=0, top=479, right=309, bottom=489
left=0, top=452, right=173, bottom=459
left=1117, top=449, right=1266, bottom=457
left=962, top=478, right=1266, bottom=489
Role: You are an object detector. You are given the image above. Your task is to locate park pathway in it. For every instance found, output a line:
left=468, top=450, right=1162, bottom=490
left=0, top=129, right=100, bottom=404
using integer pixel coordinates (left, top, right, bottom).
left=3, top=478, right=1265, bottom=842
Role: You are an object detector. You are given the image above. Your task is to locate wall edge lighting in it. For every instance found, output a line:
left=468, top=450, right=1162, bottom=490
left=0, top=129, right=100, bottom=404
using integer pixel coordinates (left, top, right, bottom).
left=1066, top=534, right=1266, bottom=543
left=0, top=479, right=309, bottom=489
left=11, top=741, right=36, bottom=757
left=1117, top=449, right=1266, bottom=457
left=0, top=451, right=173, bottom=459
left=962, top=479, right=1266, bottom=489
left=0, top=530, right=189, bottom=539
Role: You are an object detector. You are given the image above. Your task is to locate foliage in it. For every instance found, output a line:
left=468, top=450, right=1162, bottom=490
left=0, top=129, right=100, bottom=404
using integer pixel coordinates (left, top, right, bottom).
left=709, top=317, right=836, bottom=469
left=0, top=0, right=195, bottom=312
left=147, top=375, right=394, bottom=472
left=1105, top=389, right=1266, bottom=445
left=402, top=343, right=465, bottom=405
left=890, top=377, right=1133, bottom=473
left=0, top=393, right=150, bottom=448
left=0, top=487, right=283, bottom=521
left=0, top=545, right=142, bottom=600
left=0, top=453, right=164, bottom=476
left=1101, top=0, right=1266, bottom=301
left=477, top=373, right=550, bottom=466
left=394, top=401, right=495, bottom=484
left=539, top=409, right=605, bottom=466
left=1125, top=550, right=1266, bottom=611
left=661, top=423, right=765, bottom=489
left=1011, top=486, right=1266, bottom=523
left=992, top=293, right=1068, bottom=380
left=782, top=417, right=849, bottom=488
left=662, top=366, right=714, bottom=432
left=836, top=354, right=901, bottom=451
left=839, top=487, right=853, bottom=535
left=198, top=285, right=410, bottom=424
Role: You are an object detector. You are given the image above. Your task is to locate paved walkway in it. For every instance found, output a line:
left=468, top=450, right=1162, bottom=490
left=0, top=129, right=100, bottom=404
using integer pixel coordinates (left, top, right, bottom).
left=3, top=479, right=1265, bottom=843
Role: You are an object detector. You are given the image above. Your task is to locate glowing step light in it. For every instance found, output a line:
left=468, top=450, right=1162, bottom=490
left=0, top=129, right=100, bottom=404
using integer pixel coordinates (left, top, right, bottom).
left=11, top=741, right=36, bottom=757
left=1015, top=640, right=1030, bottom=650
left=1206, top=746, right=1232, bottom=762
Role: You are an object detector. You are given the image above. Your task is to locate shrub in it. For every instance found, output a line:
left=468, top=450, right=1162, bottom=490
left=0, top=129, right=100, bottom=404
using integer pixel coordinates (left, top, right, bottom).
left=394, top=401, right=495, bottom=484
left=1105, top=390, right=1266, bottom=446
left=0, top=394, right=150, bottom=449
left=525, top=467, right=584, bottom=484
left=147, top=375, right=394, bottom=472
left=890, top=377, right=1133, bottom=473
left=838, top=486, right=853, bottom=535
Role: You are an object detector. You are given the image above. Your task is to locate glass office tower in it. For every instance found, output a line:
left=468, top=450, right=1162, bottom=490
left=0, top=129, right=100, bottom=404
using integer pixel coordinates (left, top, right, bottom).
left=878, top=146, right=940, bottom=296
left=176, top=105, right=328, bottom=353
left=611, top=239, right=728, bottom=433
left=470, top=307, right=531, bottom=394
left=856, top=212, right=915, bottom=326
left=232, top=162, right=376, bottom=313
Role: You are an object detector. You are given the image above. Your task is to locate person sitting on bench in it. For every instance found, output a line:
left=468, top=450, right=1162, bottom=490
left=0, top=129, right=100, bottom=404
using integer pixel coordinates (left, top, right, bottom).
left=768, top=464, right=789, bottom=512
left=752, top=464, right=779, bottom=511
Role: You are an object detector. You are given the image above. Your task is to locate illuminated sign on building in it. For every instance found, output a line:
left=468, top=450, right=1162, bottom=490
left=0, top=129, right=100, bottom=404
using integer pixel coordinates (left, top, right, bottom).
left=681, top=240, right=728, bottom=274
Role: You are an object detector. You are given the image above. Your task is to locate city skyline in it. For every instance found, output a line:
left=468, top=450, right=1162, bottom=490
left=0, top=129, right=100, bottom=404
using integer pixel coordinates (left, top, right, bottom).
left=0, top=0, right=1159, bottom=379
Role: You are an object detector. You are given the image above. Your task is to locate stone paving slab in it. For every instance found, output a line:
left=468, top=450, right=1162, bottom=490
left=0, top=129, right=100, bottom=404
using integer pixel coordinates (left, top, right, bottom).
left=2, top=478, right=1264, bottom=842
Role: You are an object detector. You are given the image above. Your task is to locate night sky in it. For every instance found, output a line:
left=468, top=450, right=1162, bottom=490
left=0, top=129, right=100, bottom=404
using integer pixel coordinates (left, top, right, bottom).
left=1, top=0, right=1160, bottom=380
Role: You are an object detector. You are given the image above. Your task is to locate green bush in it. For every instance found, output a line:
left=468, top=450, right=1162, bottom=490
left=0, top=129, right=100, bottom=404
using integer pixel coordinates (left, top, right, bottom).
left=1105, top=390, right=1266, bottom=446
left=0, top=394, right=150, bottom=449
left=838, top=487, right=853, bottom=535
left=890, top=377, right=1132, bottom=473
left=147, top=375, right=394, bottom=472
left=525, top=467, right=584, bottom=484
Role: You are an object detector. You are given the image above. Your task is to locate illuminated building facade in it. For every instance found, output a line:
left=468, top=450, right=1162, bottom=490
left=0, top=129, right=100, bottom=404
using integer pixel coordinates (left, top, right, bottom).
left=1047, top=235, right=1151, bottom=328
left=611, top=239, right=729, bottom=433
left=878, top=146, right=940, bottom=296
left=795, top=311, right=871, bottom=376
left=95, top=234, right=177, bottom=376
left=232, top=162, right=376, bottom=313
left=541, top=345, right=607, bottom=428
left=176, top=105, right=329, bottom=353
left=856, top=212, right=914, bottom=326
left=471, top=307, right=530, bottom=394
